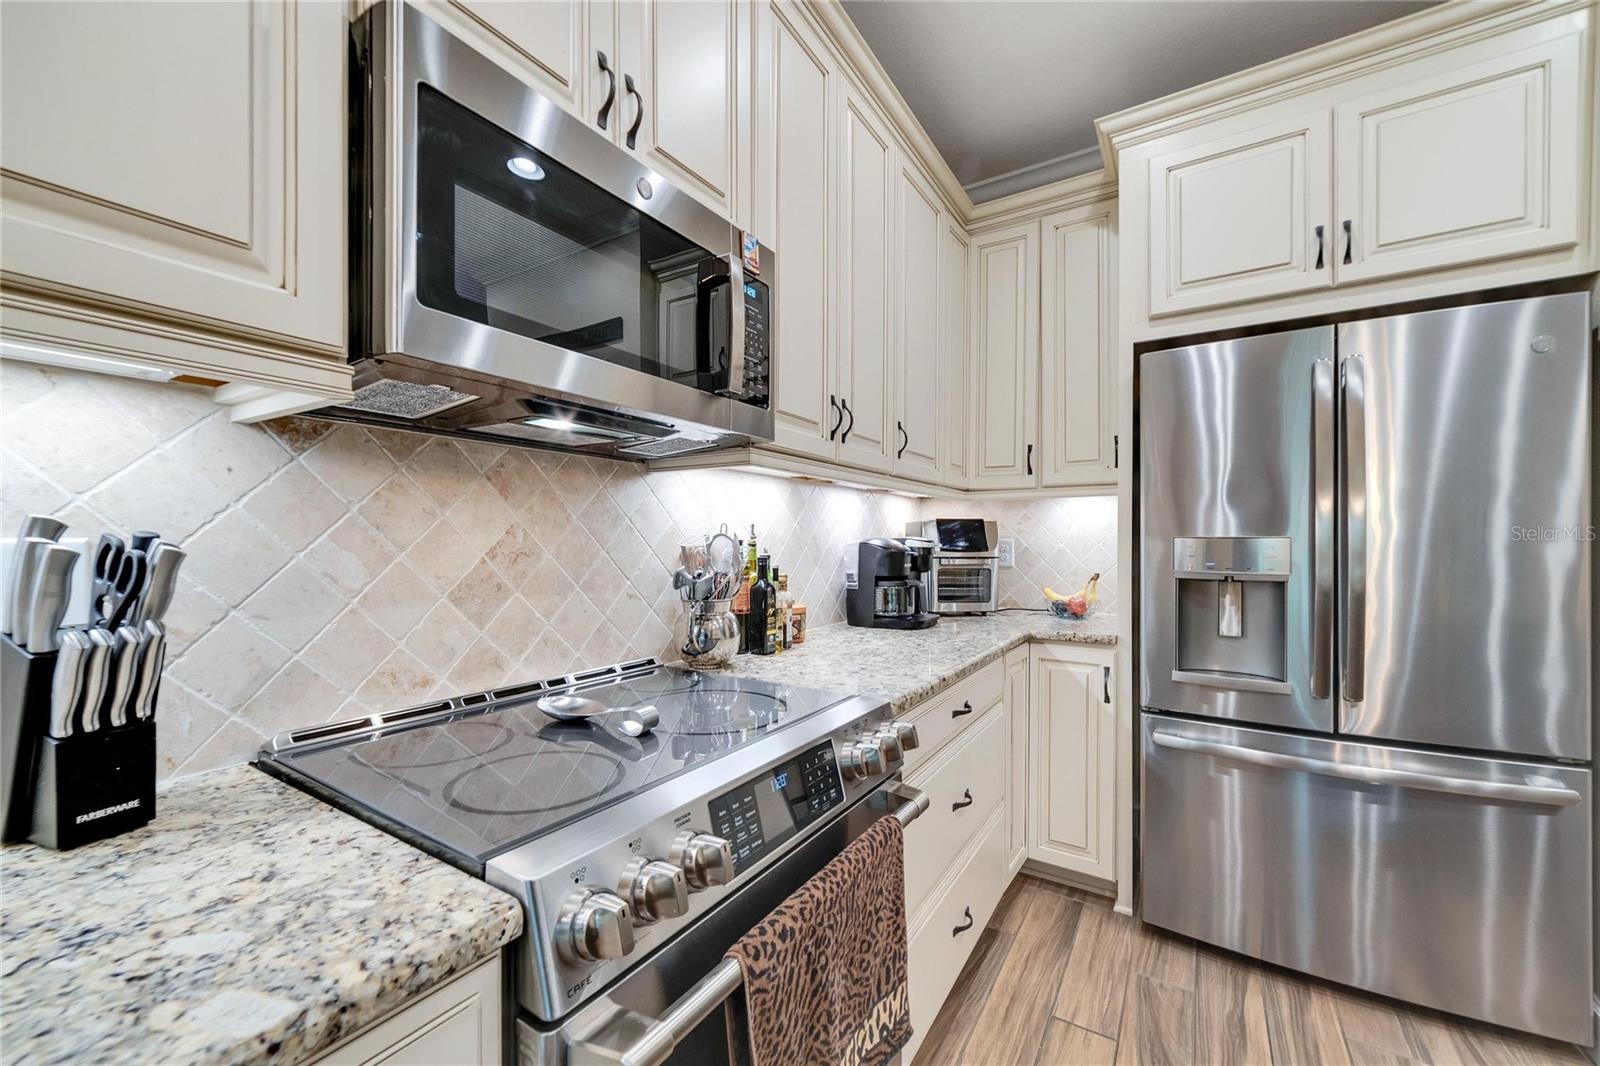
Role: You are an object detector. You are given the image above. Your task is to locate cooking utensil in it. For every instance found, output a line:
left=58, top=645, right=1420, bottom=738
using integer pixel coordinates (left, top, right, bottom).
left=101, top=549, right=149, bottom=629
left=617, top=704, right=659, bottom=737
left=17, top=516, right=67, bottom=543
left=134, top=543, right=184, bottom=625
left=76, top=628, right=115, bottom=733
left=49, top=630, right=91, bottom=738
left=102, top=625, right=142, bottom=728
left=538, top=694, right=609, bottom=721
left=6, top=537, right=52, bottom=645
left=129, top=531, right=160, bottom=554
left=24, top=544, right=80, bottom=653
left=132, top=621, right=166, bottom=720
left=91, top=534, right=125, bottom=624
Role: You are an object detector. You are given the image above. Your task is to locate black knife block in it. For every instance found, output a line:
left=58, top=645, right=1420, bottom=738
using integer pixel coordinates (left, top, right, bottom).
left=0, top=634, right=157, bottom=849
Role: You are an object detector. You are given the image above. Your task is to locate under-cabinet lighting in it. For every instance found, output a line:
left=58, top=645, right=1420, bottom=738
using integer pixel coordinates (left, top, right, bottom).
left=1, top=340, right=176, bottom=382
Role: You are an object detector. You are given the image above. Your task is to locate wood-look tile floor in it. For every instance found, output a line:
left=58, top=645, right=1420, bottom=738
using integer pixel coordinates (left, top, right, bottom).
left=913, top=875, right=1589, bottom=1066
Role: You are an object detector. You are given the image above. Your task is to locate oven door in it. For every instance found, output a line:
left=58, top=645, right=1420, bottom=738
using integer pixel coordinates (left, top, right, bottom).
left=363, top=3, right=771, bottom=437
left=933, top=560, right=997, bottom=613
left=520, top=785, right=920, bottom=1065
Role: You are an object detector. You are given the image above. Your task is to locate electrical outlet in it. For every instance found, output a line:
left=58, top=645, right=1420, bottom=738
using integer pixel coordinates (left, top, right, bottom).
left=997, top=537, right=1016, bottom=569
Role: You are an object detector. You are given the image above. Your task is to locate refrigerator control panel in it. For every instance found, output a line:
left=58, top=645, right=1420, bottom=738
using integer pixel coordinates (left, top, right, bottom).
left=1174, top=537, right=1291, bottom=579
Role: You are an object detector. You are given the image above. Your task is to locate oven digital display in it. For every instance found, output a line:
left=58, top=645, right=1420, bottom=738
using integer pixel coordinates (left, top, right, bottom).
left=708, top=741, right=843, bottom=875
left=935, top=519, right=990, bottom=553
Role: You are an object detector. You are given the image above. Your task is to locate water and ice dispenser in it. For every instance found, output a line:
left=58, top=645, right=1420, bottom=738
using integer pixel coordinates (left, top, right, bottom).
left=1170, top=537, right=1292, bottom=695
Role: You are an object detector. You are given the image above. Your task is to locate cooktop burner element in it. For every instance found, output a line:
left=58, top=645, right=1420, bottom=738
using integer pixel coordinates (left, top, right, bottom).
left=260, top=661, right=854, bottom=866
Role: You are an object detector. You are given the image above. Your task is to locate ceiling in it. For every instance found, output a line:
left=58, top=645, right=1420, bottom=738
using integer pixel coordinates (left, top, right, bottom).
left=841, top=1, right=1437, bottom=203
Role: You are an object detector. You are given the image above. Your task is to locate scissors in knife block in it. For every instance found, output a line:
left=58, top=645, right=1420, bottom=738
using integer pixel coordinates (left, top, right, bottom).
left=96, top=546, right=149, bottom=628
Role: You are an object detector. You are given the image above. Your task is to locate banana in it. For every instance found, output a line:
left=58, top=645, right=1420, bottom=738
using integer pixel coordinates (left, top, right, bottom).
left=1046, top=573, right=1101, bottom=616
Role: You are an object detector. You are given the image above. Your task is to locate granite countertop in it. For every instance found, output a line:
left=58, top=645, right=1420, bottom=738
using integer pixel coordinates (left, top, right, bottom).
left=722, top=611, right=1117, bottom=712
left=0, top=766, right=522, bottom=1066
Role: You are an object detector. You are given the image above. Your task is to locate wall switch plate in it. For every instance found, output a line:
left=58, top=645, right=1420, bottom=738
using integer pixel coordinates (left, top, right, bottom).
left=997, top=537, right=1016, bottom=569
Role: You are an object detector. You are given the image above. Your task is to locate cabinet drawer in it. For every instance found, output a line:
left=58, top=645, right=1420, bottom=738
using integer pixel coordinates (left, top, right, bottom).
left=904, top=704, right=1007, bottom=921
left=904, top=803, right=1011, bottom=1064
left=902, top=657, right=1005, bottom=775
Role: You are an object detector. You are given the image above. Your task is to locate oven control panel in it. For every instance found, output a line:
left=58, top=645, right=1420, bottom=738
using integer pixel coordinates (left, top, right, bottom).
left=504, top=706, right=921, bottom=1022
left=708, top=741, right=842, bottom=875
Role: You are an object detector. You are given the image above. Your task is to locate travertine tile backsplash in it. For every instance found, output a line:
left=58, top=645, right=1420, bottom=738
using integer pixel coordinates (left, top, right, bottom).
left=0, top=363, right=1115, bottom=781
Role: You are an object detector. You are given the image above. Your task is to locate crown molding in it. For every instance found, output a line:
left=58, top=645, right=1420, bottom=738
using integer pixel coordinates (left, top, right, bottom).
left=964, top=145, right=1106, bottom=204
left=1093, top=0, right=1593, bottom=177
left=967, top=168, right=1117, bottom=231
left=802, top=0, right=977, bottom=222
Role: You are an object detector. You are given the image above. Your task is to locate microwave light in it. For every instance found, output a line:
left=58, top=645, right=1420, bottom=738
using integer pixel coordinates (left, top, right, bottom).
left=506, top=156, right=546, bottom=180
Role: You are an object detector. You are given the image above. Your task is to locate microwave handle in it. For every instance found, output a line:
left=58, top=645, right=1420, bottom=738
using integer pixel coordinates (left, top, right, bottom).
left=701, top=253, right=750, bottom=399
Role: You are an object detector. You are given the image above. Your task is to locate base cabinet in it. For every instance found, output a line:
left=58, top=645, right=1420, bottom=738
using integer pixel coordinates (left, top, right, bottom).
left=312, top=954, right=502, bottom=1066
left=1027, top=643, right=1116, bottom=882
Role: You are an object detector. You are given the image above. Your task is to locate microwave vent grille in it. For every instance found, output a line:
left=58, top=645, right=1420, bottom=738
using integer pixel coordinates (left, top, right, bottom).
left=338, top=379, right=479, bottom=420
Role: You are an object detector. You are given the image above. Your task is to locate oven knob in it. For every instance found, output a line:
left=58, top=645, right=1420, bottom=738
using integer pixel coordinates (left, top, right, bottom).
left=890, top=721, right=920, bottom=751
left=555, top=888, right=635, bottom=964
left=857, top=741, right=885, bottom=777
left=621, top=857, right=689, bottom=922
left=874, top=728, right=905, bottom=766
left=671, top=831, right=734, bottom=890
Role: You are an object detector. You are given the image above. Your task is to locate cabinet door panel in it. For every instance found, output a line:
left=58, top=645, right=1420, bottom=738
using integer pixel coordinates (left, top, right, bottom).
left=893, top=163, right=941, bottom=480
left=626, top=0, right=736, bottom=216
left=0, top=0, right=343, bottom=352
left=1040, top=204, right=1116, bottom=487
left=446, top=0, right=586, bottom=117
left=1029, top=649, right=1114, bottom=881
left=835, top=88, right=894, bottom=473
left=1147, top=111, right=1332, bottom=316
left=1005, top=647, right=1029, bottom=869
left=759, top=4, right=835, bottom=458
left=969, top=221, right=1039, bottom=488
left=939, top=222, right=971, bottom=488
left=1335, top=34, right=1581, bottom=284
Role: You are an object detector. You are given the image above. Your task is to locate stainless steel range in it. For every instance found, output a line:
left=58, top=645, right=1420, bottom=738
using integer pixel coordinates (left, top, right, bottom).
left=256, top=658, right=923, bottom=1064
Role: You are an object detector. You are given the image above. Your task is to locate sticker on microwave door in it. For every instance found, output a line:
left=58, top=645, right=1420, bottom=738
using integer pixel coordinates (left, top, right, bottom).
left=742, top=231, right=761, bottom=275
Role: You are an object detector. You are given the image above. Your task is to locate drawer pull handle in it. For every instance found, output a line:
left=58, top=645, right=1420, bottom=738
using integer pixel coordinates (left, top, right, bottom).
left=951, top=700, right=973, bottom=719
left=952, top=907, right=974, bottom=936
left=951, top=789, right=973, bottom=811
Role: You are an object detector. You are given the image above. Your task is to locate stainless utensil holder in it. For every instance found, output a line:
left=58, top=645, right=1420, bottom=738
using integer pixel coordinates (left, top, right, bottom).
left=0, top=634, right=156, bottom=849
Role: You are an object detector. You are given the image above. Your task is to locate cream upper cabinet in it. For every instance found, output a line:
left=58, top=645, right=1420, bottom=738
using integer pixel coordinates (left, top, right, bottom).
left=0, top=0, right=348, bottom=403
left=757, top=1, right=837, bottom=460
left=617, top=0, right=739, bottom=219
left=436, top=0, right=593, bottom=122
left=939, top=221, right=971, bottom=489
left=892, top=162, right=942, bottom=480
left=1028, top=644, right=1115, bottom=882
left=1147, top=109, right=1333, bottom=316
left=1039, top=201, right=1118, bottom=487
left=834, top=85, right=895, bottom=474
left=969, top=220, right=1040, bottom=489
left=1333, top=30, right=1584, bottom=286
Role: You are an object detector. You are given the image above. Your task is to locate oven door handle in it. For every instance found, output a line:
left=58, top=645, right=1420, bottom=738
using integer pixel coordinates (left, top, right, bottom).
left=574, top=784, right=929, bottom=1066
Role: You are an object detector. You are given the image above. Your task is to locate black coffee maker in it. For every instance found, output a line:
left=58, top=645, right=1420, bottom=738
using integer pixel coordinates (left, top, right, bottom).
left=846, top=539, right=938, bottom=630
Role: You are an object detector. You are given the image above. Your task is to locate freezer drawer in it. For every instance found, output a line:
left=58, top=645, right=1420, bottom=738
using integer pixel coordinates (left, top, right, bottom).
left=1140, top=714, right=1592, bottom=1042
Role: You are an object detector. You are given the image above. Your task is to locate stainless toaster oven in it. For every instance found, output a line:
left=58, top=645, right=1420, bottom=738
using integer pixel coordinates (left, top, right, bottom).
left=906, top=519, right=1000, bottom=615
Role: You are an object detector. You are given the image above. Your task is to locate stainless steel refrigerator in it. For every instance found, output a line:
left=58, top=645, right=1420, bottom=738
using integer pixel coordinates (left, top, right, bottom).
left=1139, top=292, right=1593, bottom=1043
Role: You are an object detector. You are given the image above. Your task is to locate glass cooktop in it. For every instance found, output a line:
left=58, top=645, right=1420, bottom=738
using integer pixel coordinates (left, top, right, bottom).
left=263, top=666, right=854, bottom=867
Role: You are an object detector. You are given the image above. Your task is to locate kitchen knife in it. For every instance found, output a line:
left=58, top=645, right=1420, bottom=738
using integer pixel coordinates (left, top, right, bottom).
left=103, top=625, right=142, bottom=728
left=76, top=627, right=115, bottom=733
left=6, top=537, right=52, bottom=646
left=49, top=630, right=91, bottom=738
left=132, top=621, right=166, bottom=721
left=17, top=515, right=66, bottom=543
left=24, top=544, right=80, bottom=654
left=135, top=543, right=185, bottom=625
left=129, top=531, right=160, bottom=554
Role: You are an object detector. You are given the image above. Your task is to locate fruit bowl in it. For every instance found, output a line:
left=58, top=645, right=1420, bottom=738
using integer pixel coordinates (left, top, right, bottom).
left=1047, top=598, right=1091, bottom=619
left=1043, top=572, right=1100, bottom=619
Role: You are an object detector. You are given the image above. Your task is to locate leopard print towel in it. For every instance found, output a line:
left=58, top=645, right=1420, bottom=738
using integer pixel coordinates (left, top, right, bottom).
left=725, top=814, right=912, bottom=1066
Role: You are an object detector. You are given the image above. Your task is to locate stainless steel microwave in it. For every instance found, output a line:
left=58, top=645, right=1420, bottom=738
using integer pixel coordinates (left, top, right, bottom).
left=336, top=2, right=774, bottom=459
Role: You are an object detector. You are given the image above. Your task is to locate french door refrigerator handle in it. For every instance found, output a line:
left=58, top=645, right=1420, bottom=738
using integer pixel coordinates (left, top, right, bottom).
left=1341, top=354, right=1367, bottom=703
left=1311, top=358, right=1335, bottom=700
left=1150, top=732, right=1581, bottom=807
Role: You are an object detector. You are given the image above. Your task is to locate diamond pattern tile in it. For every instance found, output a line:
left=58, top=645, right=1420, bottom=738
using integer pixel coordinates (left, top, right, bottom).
left=1, top=368, right=1117, bottom=782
